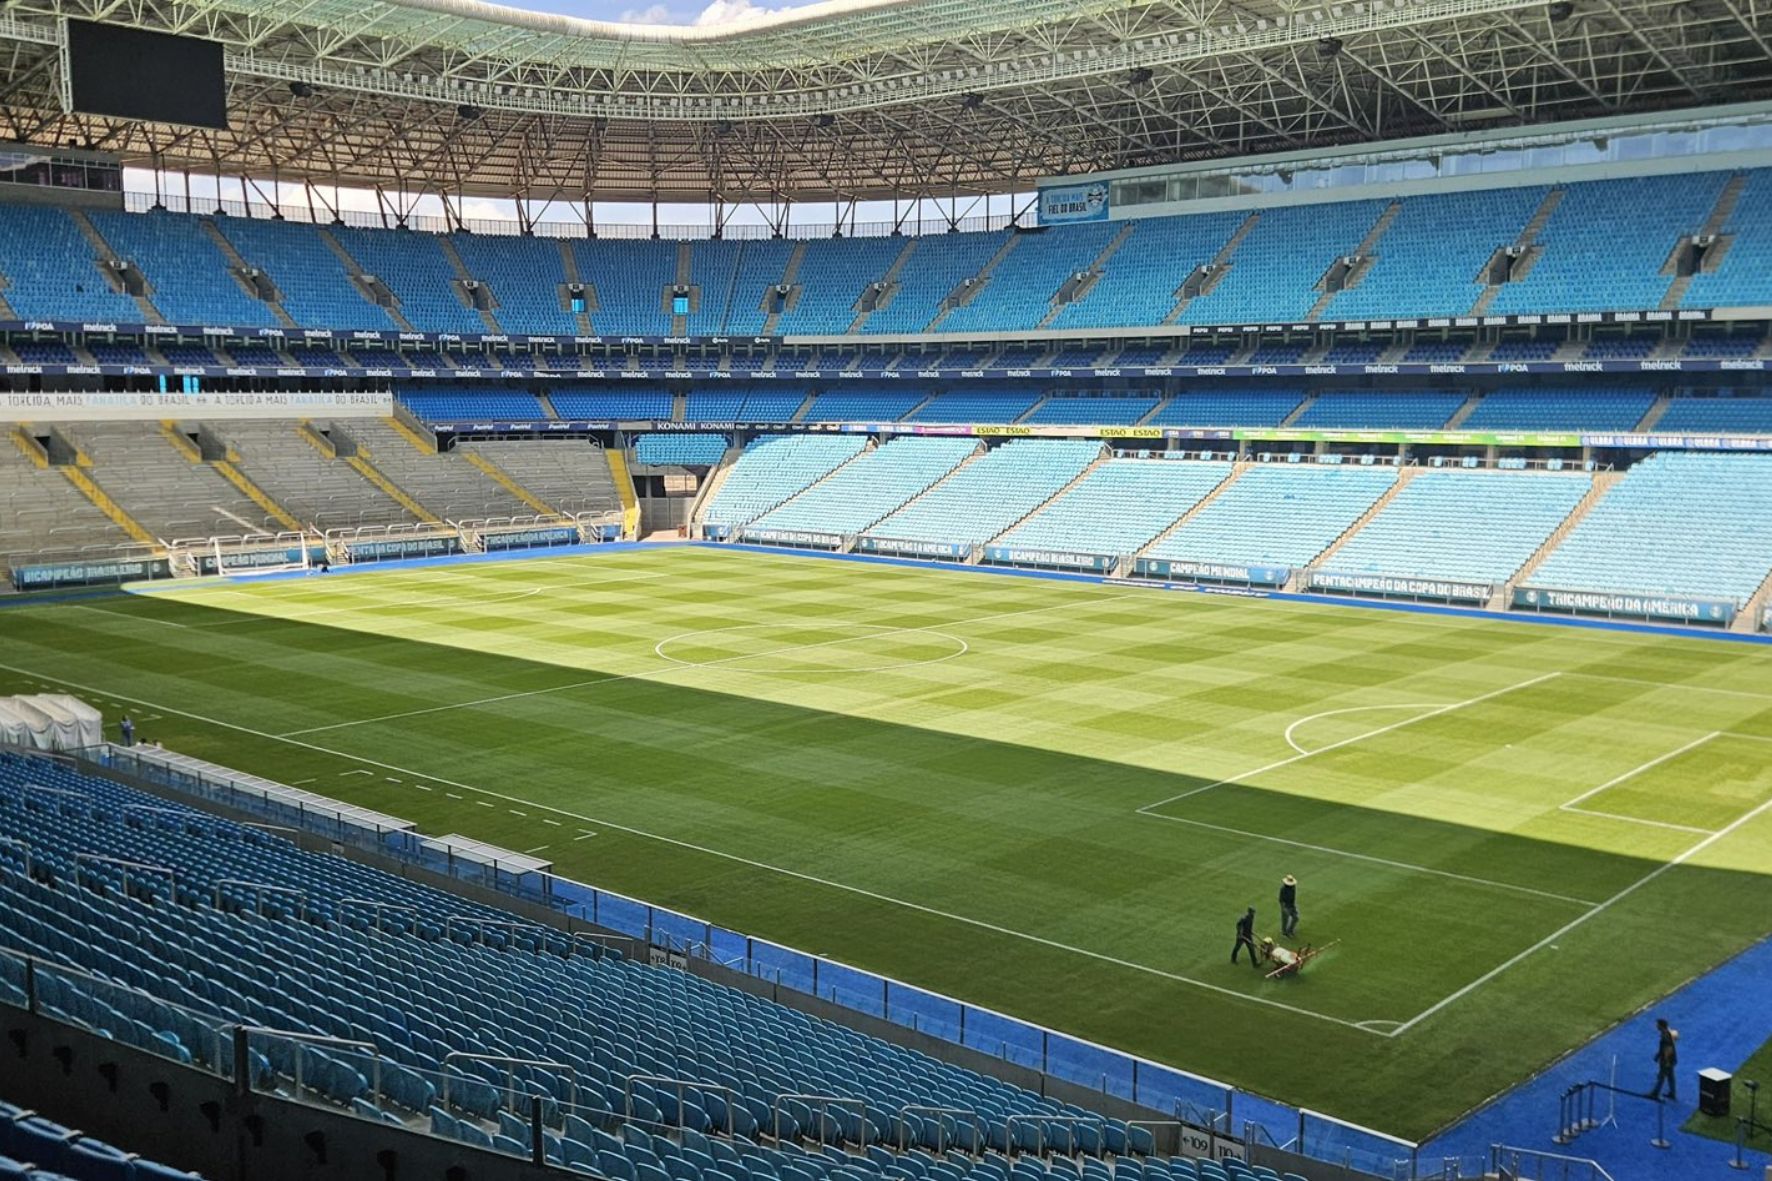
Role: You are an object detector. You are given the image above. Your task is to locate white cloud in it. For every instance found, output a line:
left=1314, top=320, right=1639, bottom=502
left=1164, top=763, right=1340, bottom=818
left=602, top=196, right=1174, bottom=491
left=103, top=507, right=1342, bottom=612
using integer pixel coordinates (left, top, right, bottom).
left=692, top=0, right=793, bottom=24
left=618, top=3, right=677, bottom=21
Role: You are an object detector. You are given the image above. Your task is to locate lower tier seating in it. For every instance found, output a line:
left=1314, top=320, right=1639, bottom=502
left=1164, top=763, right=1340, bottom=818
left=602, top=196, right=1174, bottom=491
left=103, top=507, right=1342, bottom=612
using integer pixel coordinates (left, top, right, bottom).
left=995, top=460, right=1232, bottom=556
left=1147, top=465, right=1398, bottom=570
left=635, top=435, right=730, bottom=467
left=864, top=441, right=1104, bottom=547
left=747, top=438, right=981, bottom=536
left=702, top=435, right=871, bottom=529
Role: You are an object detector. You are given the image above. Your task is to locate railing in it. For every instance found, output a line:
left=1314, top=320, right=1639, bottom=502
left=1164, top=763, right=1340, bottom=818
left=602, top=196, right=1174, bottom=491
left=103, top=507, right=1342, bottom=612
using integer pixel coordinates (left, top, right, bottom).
left=239, top=1027, right=382, bottom=1114
left=441, top=1051, right=576, bottom=1115
left=337, top=898, right=417, bottom=933
left=624, top=1074, right=740, bottom=1136
left=1489, top=1143, right=1616, bottom=1181
left=73, top=853, right=177, bottom=901
left=80, top=740, right=1423, bottom=1177
left=1006, top=1113, right=1106, bottom=1157
left=211, top=879, right=307, bottom=919
left=895, top=1105, right=984, bottom=1154
left=773, top=1093, right=869, bottom=1148
left=1553, top=1079, right=1662, bottom=1150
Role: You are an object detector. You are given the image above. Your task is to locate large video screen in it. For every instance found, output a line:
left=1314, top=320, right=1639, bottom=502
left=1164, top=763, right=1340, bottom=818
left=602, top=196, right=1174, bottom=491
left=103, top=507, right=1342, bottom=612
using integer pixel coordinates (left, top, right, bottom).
left=65, top=20, right=227, bottom=131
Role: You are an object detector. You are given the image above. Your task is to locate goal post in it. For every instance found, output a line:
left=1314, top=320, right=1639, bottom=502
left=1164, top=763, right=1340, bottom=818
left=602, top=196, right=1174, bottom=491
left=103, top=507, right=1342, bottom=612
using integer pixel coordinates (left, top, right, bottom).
left=208, top=533, right=316, bottom=578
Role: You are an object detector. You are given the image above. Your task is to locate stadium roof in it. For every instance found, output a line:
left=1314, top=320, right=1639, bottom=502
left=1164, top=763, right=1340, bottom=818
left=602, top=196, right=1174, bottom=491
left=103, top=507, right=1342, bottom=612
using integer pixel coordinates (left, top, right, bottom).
left=2, top=0, right=1772, bottom=202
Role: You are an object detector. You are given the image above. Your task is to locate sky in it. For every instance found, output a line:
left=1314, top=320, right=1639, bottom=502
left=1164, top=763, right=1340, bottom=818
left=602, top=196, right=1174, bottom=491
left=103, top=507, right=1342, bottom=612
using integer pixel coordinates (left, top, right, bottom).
left=494, top=0, right=813, bottom=28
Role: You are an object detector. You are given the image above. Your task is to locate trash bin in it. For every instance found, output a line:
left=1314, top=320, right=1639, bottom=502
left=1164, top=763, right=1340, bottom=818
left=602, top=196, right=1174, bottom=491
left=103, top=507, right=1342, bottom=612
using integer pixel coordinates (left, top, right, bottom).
left=1698, top=1067, right=1732, bottom=1117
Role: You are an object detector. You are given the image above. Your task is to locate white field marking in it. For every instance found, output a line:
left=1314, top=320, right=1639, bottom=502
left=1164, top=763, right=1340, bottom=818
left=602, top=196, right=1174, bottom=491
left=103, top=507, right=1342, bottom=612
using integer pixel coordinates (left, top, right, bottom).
left=573, top=831, right=597, bottom=841
left=475, top=800, right=495, bottom=808
left=414, top=785, right=433, bottom=792
left=1139, top=810, right=1597, bottom=906
left=1137, top=671, right=1563, bottom=815
left=542, top=819, right=562, bottom=827
left=1388, top=793, right=1772, bottom=1038
left=1558, top=732, right=1721, bottom=835
left=384, top=777, right=402, bottom=783
left=339, top=769, right=372, bottom=777
left=525, top=845, right=551, bottom=855
left=291, top=778, right=315, bottom=786
left=509, top=809, right=528, bottom=817
left=280, top=592, right=1135, bottom=738
left=65, top=603, right=190, bottom=629
left=654, top=622, right=969, bottom=674
left=0, top=657, right=1393, bottom=1037
left=1283, top=703, right=1445, bottom=756
left=1355, top=1019, right=1402, bottom=1034
left=444, top=792, right=463, bottom=800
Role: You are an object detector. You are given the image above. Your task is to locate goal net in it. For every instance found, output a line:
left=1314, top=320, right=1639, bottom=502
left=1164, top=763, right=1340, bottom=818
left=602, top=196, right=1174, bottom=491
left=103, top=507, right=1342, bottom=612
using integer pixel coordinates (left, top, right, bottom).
left=209, top=536, right=316, bottom=578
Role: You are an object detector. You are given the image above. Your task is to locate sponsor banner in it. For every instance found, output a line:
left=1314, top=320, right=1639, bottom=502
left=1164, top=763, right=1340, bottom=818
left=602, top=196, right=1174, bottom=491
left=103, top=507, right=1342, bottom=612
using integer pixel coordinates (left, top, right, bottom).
left=983, top=546, right=1115, bottom=571
left=1238, top=428, right=1583, bottom=448
left=11, top=557, right=172, bottom=589
left=480, top=526, right=581, bottom=552
left=0, top=390, right=391, bottom=421
left=196, top=546, right=325, bottom=575
left=1037, top=181, right=1110, bottom=224
left=344, top=535, right=463, bottom=562
left=0, top=320, right=778, bottom=347
left=704, top=524, right=732, bottom=540
left=1581, top=432, right=1772, bottom=452
left=1134, top=558, right=1290, bottom=586
left=857, top=537, right=971, bottom=559
left=740, top=527, right=844, bottom=549
left=1096, top=427, right=1165, bottom=439
left=1309, top=569, right=1491, bottom=603
left=1513, top=585, right=1736, bottom=625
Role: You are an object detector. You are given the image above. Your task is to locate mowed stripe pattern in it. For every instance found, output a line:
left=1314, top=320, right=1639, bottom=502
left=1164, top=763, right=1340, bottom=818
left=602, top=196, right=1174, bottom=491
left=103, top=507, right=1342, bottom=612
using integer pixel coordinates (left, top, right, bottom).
left=0, top=545, right=1769, bottom=1141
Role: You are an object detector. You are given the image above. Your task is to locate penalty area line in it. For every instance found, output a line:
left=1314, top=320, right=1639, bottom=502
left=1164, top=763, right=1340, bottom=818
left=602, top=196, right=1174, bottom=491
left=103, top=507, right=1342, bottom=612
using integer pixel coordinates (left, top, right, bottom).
left=0, top=656, right=1390, bottom=1038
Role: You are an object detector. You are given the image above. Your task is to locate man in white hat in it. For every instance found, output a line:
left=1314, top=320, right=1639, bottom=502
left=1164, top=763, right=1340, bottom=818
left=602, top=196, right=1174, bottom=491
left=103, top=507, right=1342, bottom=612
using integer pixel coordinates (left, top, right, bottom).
left=1279, top=874, right=1299, bottom=939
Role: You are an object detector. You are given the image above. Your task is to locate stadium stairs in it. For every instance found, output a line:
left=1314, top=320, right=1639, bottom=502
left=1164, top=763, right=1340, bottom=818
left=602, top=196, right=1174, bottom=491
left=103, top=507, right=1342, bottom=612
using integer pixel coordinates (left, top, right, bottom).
left=201, top=220, right=299, bottom=328
left=1738, top=566, right=1772, bottom=632
left=925, top=235, right=1021, bottom=332
left=319, top=227, right=416, bottom=332
left=555, top=238, right=598, bottom=334
left=205, top=431, right=305, bottom=532
left=1505, top=469, right=1623, bottom=595
left=1660, top=172, right=1747, bottom=310
left=1634, top=393, right=1672, bottom=431
left=1468, top=188, right=1563, bottom=316
left=1127, top=462, right=1246, bottom=569
left=760, top=242, right=808, bottom=335
left=67, top=209, right=166, bottom=325
left=536, top=391, right=561, bottom=419
left=39, top=428, right=158, bottom=548
left=1035, top=223, right=1135, bottom=329
left=788, top=394, right=817, bottom=423
left=0, top=281, right=16, bottom=319
left=606, top=445, right=641, bottom=538
left=331, top=423, right=441, bottom=523
left=980, top=448, right=1112, bottom=554
left=847, top=238, right=919, bottom=332
left=1011, top=396, right=1050, bottom=424
left=1276, top=396, right=1315, bottom=427
left=1442, top=393, right=1482, bottom=428
left=1305, top=201, right=1402, bottom=321
left=1305, top=466, right=1420, bottom=577
left=450, top=444, right=560, bottom=518
left=686, top=441, right=745, bottom=529
left=437, top=236, right=505, bottom=334
left=1163, top=212, right=1259, bottom=324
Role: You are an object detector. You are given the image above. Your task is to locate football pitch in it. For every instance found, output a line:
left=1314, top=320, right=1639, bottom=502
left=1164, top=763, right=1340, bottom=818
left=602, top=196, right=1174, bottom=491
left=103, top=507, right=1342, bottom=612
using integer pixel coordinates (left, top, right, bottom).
left=2, top=544, right=1770, bottom=1140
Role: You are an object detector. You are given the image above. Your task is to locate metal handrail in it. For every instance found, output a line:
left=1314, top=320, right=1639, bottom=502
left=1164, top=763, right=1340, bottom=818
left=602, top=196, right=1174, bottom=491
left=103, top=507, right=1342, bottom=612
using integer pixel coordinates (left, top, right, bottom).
left=1125, top=1119, right=1184, bottom=1158
left=895, top=1105, right=983, bottom=1155
left=441, top=1052, right=577, bottom=1115
left=237, top=1027, right=381, bottom=1111
left=211, top=879, right=307, bottom=919
left=0, top=837, right=32, bottom=877
left=73, top=854, right=177, bottom=899
left=1005, top=1113, right=1108, bottom=1158
left=338, top=899, right=418, bottom=933
left=444, top=915, right=557, bottom=948
left=1490, top=1143, right=1616, bottom=1181
left=773, top=1093, right=869, bottom=1148
left=624, top=1074, right=740, bottom=1136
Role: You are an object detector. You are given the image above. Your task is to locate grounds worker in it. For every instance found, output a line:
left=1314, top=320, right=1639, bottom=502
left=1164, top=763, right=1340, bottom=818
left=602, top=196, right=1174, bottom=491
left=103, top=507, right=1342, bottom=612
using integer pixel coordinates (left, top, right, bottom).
left=119, top=715, right=134, bottom=748
left=1231, top=907, right=1260, bottom=968
left=1651, top=1018, right=1679, bottom=1101
left=1279, top=874, right=1299, bottom=939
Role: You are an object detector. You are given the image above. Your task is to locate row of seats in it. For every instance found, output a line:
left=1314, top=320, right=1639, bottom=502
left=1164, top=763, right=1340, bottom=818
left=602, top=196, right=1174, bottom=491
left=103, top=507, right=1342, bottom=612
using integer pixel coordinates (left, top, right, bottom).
left=0, top=1100, right=201, bottom=1181
left=747, top=438, right=982, bottom=537
left=4, top=167, right=1766, bottom=335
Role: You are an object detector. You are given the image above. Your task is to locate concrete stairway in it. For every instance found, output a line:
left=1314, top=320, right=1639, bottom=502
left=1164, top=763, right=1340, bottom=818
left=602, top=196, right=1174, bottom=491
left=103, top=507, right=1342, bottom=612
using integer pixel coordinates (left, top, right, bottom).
left=1510, top=470, right=1622, bottom=586
left=1735, top=566, right=1772, bottom=633
left=1635, top=394, right=1672, bottom=432
left=68, top=210, right=164, bottom=325
left=672, top=242, right=693, bottom=336
left=1036, top=222, right=1135, bottom=328
left=761, top=242, right=808, bottom=335
left=848, top=238, right=919, bottom=332
left=557, top=239, right=596, bottom=333
left=1130, top=462, right=1246, bottom=559
left=1444, top=393, right=1483, bottom=428
left=1470, top=188, right=1564, bottom=315
left=201, top=221, right=298, bottom=328
left=1166, top=212, right=1259, bottom=324
left=1661, top=173, right=1747, bottom=311
left=1308, top=466, right=1418, bottom=568
left=984, top=447, right=1112, bottom=544
left=318, top=228, right=414, bottom=331
left=1306, top=201, right=1402, bottom=321
left=925, top=234, right=1021, bottom=332
left=438, top=236, right=503, bottom=333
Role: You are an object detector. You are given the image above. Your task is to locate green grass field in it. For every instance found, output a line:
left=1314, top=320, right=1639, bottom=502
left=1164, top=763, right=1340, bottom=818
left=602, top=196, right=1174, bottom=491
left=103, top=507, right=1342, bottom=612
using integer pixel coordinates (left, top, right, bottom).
left=2, top=545, right=1770, bottom=1141
left=1685, top=1035, right=1772, bottom=1148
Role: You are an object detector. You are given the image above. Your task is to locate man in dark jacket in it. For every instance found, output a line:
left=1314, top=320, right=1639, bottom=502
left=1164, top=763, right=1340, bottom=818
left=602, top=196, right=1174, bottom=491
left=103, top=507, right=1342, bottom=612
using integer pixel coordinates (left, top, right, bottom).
left=1651, top=1018, right=1679, bottom=1101
left=1231, top=907, right=1260, bottom=969
left=1279, top=875, right=1299, bottom=939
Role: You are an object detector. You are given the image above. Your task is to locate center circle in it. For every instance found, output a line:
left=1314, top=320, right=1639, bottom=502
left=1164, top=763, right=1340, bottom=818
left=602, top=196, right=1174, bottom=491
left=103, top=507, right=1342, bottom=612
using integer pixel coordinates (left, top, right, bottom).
left=654, top=622, right=969, bottom=674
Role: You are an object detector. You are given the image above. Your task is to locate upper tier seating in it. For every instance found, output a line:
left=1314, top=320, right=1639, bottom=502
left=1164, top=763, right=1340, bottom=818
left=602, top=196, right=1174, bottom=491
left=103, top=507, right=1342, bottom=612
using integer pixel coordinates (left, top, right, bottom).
left=449, top=233, right=579, bottom=335
left=905, top=393, right=1043, bottom=423
left=1052, top=212, right=1247, bottom=329
left=634, top=434, right=729, bottom=467
left=942, top=224, right=1121, bottom=333
left=801, top=391, right=927, bottom=422
left=1488, top=172, right=1728, bottom=313
left=702, top=435, right=871, bottom=528
left=331, top=227, right=487, bottom=334
left=399, top=389, right=549, bottom=421
left=1149, top=390, right=1303, bottom=427
left=344, top=420, right=533, bottom=522
left=996, top=459, right=1232, bottom=556
left=747, top=437, right=981, bottom=535
left=218, top=421, right=414, bottom=530
left=1020, top=396, right=1159, bottom=425
left=1655, top=392, right=1772, bottom=432
left=88, top=209, right=280, bottom=327
left=0, top=205, right=141, bottom=322
left=216, top=218, right=397, bottom=331
left=453, top=439, right=618, bottom=516
left=550, top=389, right=674, bottom=420
left=1528, top=451, right=1772, bottom=603
left=65, top=422, right=282, bottom=542
left=864, top=233, right=1009, bottom=334
left=573, top=241, right=677, bottom=336
left=1324, top=187, right=1546, bottom=319
left=774, top=237, right=905, bottom=335
left=864, top=440, right=1102, bottom=545
left=1179, top=200, right=1389, bottom=325
left=719, top=240, right=797, bottom=336
left=1683, top=170, right=1772, bottom=309
left=1149, top=464, right=1398, bottom=569
left=1292, top=391, right=1467, bottom=430
left=1324, top=470, right=1591, bottom=583
left=1461, top=388, right=1656, bottom=431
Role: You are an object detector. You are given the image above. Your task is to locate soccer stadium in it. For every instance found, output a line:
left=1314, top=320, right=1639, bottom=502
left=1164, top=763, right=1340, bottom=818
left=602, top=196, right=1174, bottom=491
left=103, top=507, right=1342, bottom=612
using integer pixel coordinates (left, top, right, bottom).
left=2, top=0, right=1772, bottom=1179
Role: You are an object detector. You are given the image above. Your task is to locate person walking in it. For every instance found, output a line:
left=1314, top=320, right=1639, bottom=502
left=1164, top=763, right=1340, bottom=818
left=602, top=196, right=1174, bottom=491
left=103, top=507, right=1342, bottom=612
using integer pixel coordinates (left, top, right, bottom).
left=1651, top=1018, right=1679, bottom=1101
left=119, top=714, right=134, bottom=748
left=1279, top=875, right=1299, bottom=939
left=1231, top=907, right=1260, bottom=969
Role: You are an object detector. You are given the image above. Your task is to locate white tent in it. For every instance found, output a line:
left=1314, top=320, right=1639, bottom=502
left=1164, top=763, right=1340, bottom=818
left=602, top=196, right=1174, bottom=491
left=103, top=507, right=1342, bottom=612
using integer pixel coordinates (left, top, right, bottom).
left=0, top=694, right=104, bottom=751
left=0, top=700, right=38, bottom=748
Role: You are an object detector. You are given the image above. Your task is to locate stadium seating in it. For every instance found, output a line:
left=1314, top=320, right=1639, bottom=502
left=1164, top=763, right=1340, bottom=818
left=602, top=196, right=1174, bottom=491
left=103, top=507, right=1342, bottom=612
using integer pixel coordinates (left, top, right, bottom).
left=801, top=391, right=927, bottom=422
left=718, top=240, right=797, bottom=336
left=1528, top=451, right=1772, bottom=603
left=1019, top=396, right=1158, bottom=425
left=634, top=434, right=730, bottom=466
left=863, top=232, right=1008, bottom=334
left=0, top=1098, right=201, bottom=1181
left=346, top=420, right=534, bottom=521
left=330, top=226, right=487, bottom=334
left=1460, top=388, right=1656, bottom=431
left=449, top=232, right=580, bottom=335
left=1324, top=470, right=1591, bottom=583
left=773, top=237, right=905, bottom=335
left=1656, top=392, right=1772, bottom=432
left=398, top=389, right=549, bottom=421
left=550, top=389, right=674, bottom=420
left=572, top=240, right=678, bottom=335
left=1149, top=390, right=1303, bottom=427
left=1292, top=391, right=1467, bottom=430
left=746, top=437, right=981, bottom=535
left=684, top=390, right=807, bottom=422
left=0, top=204, right=142, bottom=322
left=88, top=209, right=281, bottom=327
left=1148, top=464, right=1398, bottom=569
left=864, top=439, right=1102, bottom=546
left=995, top=459, right=1232, bottom=556
left=218, top=420, right=415, bottom=530
left=702, top=435, right=871, bottom=528
left=0, top=436, right=133, bottom=577
left=1053, top=211, right=1247, bottom=329
left=63, top=422, right=284, bottom=542
left=453, top=440, right=619, bottom=516
left=1179, top=200, right=1390, bottom=325
left=905, top=393, right=1043, bottom=423
left=1683, top=170, right=1772, bottom=308
left=216, top=217, right=398, bottom=331
left=941, top=224, right=1120, bottom=332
